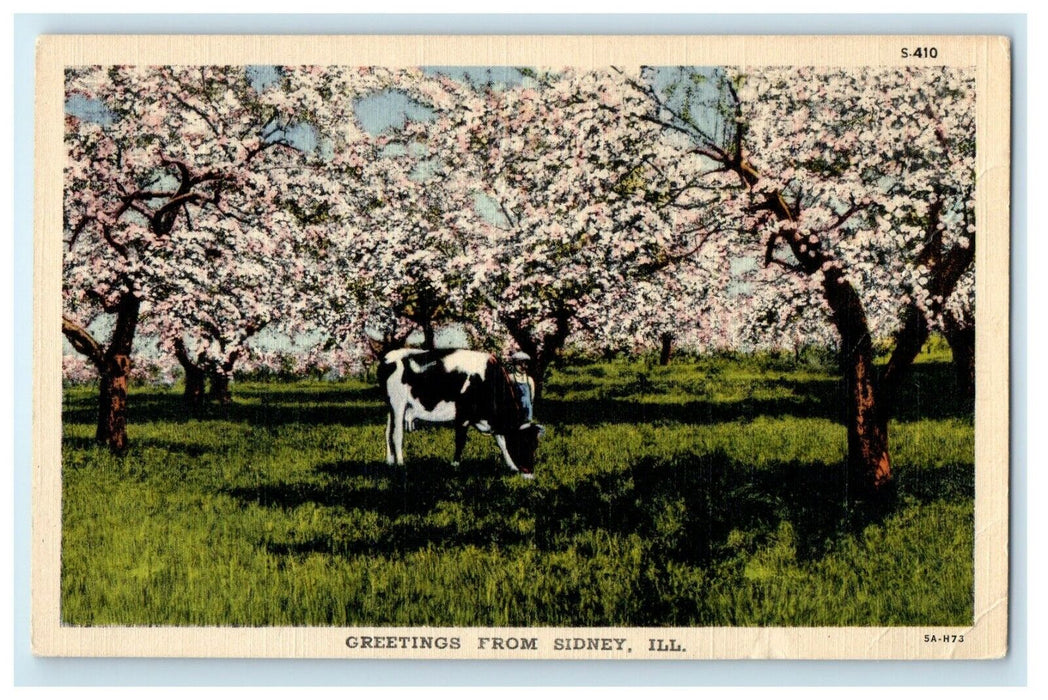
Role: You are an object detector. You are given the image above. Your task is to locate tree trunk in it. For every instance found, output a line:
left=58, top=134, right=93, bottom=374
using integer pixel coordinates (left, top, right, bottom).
left=740, top=171, right=892, bottom=495
left=528, top=355, right=548, bottom=404
left=842, top=344, right=892, bottom=498
left=822, top=268, right=892, bottom=497
left=184, top=366, right=206, bottom=406
left=173, top=339, right=206, bottom=408
left=881, top=302, right=930, bottom=412
left=944, top=320, right=976, bottom=402
left=730, top=143, right=971, bottom=500
left=767, top=218, right=895, bottom=498
left=208, top=349, right=241, bottom=405
left=208, top=372, right=232, bottom=404
left=405, top=288, right=440, bottom=350
left=658, top=332, right=674, bottom=366
left=916, top=198, right=976, bottom=405
left=66, top=292, right=141, bottom=453
left=422, top=319, right=436, bottom=350
left=96, top=354, right=131, bottom=453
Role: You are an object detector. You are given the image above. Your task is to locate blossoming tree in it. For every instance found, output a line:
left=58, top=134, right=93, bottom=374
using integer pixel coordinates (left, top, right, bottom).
left=400, top=67, right=723, bottom=394
left=638, top=66, right=976, bottom=496
left=333, top=137, right=491, bottom=355
left=62, top=65, right=388, bottom=447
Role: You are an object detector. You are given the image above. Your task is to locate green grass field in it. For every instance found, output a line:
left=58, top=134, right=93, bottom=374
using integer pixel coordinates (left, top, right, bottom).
left=61, top=352, right=974, bottom=627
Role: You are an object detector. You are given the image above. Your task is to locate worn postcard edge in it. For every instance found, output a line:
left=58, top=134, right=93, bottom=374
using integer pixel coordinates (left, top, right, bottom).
left=32, top=34, right=1011, bottom=660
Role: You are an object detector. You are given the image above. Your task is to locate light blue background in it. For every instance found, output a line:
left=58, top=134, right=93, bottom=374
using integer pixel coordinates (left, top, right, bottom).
left=14, top=12, right=1027, bottom=687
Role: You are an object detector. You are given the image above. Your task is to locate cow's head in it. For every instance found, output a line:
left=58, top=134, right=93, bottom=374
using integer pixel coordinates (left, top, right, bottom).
left=505, top=422, right=545, bottom=476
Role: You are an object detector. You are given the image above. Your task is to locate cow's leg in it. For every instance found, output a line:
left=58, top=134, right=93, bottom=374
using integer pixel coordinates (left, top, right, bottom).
left=453, top=423, right=469, bottom=467
left=494, top=434, right=519, bottom=473
left=391, top=403, right=407, bottom=465
left=385, top=411, right=396, bottom=465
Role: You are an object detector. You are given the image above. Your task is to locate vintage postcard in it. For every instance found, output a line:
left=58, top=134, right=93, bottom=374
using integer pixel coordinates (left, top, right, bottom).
left=33, top=34, right=1010, bottom=660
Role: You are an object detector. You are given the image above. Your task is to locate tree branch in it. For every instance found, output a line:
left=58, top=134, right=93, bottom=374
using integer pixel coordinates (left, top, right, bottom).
left=169, top=91, right=223, bottom=140
left=100, top=223, right=130, bottom=259
left=62, top=316, right=105, bottom=369
left=151, top=192, right=206, bottom=233
left=160, top=158, right=193, bottom=192
left=66, top=217, right=91, bottom=251
left=766, top=255, right=807, bottom=275
left=813, top=201, right=869, bottom=234
left=107, top=292, right=141, bottom=357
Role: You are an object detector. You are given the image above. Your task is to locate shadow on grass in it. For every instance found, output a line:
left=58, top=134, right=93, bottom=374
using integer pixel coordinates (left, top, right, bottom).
left=234, top=385, right=386, bottom=406
left=540, top=393, right=838, bottom=426
left=61, top=435, right=102, bottom=453
left=62, top=385, right=386, bottom=429
left=895, top=461, right=975, bottom=503
left=219, top=441, right=973, bottom=568
left=62, top=361, right=970, bottom=433
left=225, top=457, right=531, bottom=557
left=541, top=363, right=971, bottom=426
left=889, top=363, right=975, bottom=421
left=535, top=451, right=974, bottom=565
left=533, top=451, right=846, bottom=563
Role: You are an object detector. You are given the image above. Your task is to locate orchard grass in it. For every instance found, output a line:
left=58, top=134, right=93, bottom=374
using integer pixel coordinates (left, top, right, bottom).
left=61, top=352, right=973, bottom=627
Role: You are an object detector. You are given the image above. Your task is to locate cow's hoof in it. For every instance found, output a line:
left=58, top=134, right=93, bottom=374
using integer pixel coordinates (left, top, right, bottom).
left=451, top=461, right=460, bottom=467
left=519, top=472, right=535, bottom=480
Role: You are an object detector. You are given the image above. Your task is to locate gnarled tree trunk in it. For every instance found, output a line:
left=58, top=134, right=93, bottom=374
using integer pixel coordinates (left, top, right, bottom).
left=63, top=292, right=141, bottom=453
left=96, top=295, right=140, bottom=452
left=403, top=286, right=441, bottom=350
left=173, top=339, right=206, bottom=408
left=821, top=267, right=892, bottom=496
left=761, top=210, right=896, bottom=497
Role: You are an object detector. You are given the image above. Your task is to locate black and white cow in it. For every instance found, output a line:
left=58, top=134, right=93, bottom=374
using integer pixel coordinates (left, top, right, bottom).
left=378, top=348, right=544, bottom=477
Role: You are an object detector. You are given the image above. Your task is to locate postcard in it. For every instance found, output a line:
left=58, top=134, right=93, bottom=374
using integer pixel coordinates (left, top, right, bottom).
left=33, top=34, right=1010, bottom=659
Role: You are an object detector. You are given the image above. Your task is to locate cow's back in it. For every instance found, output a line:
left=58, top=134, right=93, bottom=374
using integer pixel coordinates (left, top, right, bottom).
left=380, top=349, right=524, bottom=431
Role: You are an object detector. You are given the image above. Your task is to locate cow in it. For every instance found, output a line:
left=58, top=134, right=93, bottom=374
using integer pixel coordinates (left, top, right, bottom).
left=378, top=348, right=544, bottom=477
